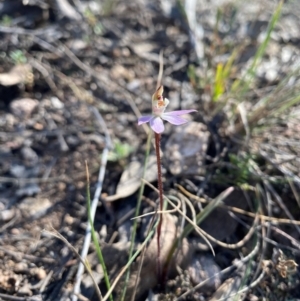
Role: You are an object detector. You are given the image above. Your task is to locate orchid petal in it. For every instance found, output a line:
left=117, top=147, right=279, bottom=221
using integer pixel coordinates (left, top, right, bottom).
left=163, top=109, right=197, bottom=116
left=161, top=114, right=188, bottom=125
left=150, top=117, right=165, bottom=133
left=138, top=115, right=153, bottom=125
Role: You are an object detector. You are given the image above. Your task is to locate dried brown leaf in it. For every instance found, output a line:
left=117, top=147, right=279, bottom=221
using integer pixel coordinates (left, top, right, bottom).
left=105, top=155, right=157, bottom=202
left=116, top=214, right=192, bottom=300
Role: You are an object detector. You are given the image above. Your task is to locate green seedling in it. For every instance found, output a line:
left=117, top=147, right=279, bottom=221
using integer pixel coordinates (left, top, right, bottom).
left=213, top=49, right=238, bottom=101
left=10, top=50, right=27, bottom=64
left=107, top=140, right=134, bottom=162
left=0, top=15, right=12, bottom=26
left=229, top=153, right=255, bottom=186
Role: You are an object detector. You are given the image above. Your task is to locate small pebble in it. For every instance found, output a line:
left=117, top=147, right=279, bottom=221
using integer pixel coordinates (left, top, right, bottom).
left=17, top=284, right=32, bottom=296
left=10, top=228, right=20, bottom=235
left=19, top=197, right=51, bottom=218
left=0, top=209, right=15, bottom=222
left=51, top=97, right=64, bottom=109
left=64, top=214, right=74, bottom=225
left=188, top=254, right=221, bottom=291
left=58, top=182, right=66, bottom=192
left=33, top=122, right=44, bottom=130
left=14, top=262, right=28, bottom=273
left=10, top=98, right=38, bottom=119
left=281, top=47, right=293, bottom=63
left=20, top=146, right=38, bottom=166
left=30, top=267, right=47, bottom=280
left=36, top=268, right=47, bottom=280
left=77, top=181, right=85, bottom=189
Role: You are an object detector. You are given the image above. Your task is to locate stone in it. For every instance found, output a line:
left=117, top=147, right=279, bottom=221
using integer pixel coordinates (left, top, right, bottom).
left=10, top=98, right=38, bottom=119
left=19, top=197, right=51, bottom=219
left=165, top=122, right=210, bottom=175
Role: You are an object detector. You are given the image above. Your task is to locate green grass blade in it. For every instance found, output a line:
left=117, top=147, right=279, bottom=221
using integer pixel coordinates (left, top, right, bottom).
left=213, top=63, right=225, bottom=101
left=102, top=213, right=160, bottom=301
left=120, top=131, right=153, bottom=301
left=213, top=49, right=239, bottom=102
left=231, top=0, right=283, bottom=95
left=273, top=93, right=300, bottom=115
left=86, top=164, right=113, bottom=301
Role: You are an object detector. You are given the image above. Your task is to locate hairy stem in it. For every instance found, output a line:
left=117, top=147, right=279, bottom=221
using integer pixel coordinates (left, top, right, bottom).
left=154, top=132, right=163, bottom=279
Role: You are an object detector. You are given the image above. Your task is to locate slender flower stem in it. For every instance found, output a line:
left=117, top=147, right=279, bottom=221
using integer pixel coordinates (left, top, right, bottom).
left=138, top=85, right=196, bottom=282
left=154, top=132, right=163, bottom=279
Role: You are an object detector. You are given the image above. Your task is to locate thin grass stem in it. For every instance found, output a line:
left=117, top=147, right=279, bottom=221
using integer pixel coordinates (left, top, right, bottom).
left=120, top=130, right=152, bottom=301
left=85, top=162, right=112, bottom=301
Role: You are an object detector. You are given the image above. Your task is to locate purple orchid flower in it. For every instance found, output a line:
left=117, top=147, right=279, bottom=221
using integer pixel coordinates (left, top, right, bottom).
left=138, top=86, right=196, bottom=134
